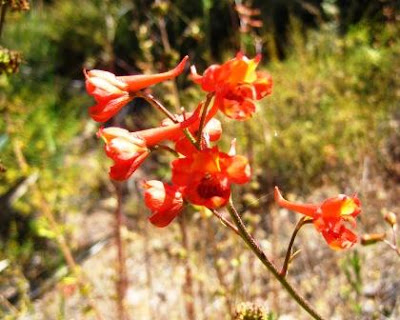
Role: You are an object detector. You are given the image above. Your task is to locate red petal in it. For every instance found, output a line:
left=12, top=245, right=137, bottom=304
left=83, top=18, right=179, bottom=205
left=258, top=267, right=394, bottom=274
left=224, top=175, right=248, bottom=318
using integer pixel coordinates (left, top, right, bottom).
left=219, top=97, right=256, bottom=121
left=118, top=56, right=188, bottom=91
left=149, top=209, right=182, bottom=228
left=274, top=187, right=319, bottom=217
left=143, top=180, right=183, bottom=227
left=89, top=94, right=132, bottom=122
left=108, top=150, right=149, bottom=181
left=321, top=226, right=358, bottom=250
left=220, top=154, right=251, bottom=184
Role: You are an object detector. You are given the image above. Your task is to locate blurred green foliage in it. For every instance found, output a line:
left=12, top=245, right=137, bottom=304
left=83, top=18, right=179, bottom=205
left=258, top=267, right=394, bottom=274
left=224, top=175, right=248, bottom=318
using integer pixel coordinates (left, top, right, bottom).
left=237, top=20, right=400, bottom=193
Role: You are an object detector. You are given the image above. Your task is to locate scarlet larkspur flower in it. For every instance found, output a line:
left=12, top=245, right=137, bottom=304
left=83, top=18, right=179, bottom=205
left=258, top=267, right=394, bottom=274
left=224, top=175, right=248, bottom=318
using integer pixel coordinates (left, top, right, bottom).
left=85, top=56, right=188, bottom=122
left=99, top=106, right=201, bottom=181
left=191, top=52, right=272, bottom=120
left=143, top=180, right=184, bottom=227
left=99, top=127, right=150, bottom=181
left=171, top=145, right=251, bottom=209
left=274, top=187, right=361, bottom=250
left=85, top=70, right=132, bottom=122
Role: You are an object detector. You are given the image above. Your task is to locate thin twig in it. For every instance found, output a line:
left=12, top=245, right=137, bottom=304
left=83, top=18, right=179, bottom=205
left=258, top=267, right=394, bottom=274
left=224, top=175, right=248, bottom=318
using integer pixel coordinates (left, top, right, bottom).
left=6, top=113, right=104, bottom=319
left=226, top=199, right=325, bottom=320
left=391, top=224, right=398, bottom=248
left=383, top=240, right=400, bottom=257
left=211, top=209, right=240, bottom=235
left=206, top=219, right=233, bottom=314
left=280, top=217, right=313, bottom=277
left=0, top=3, right=8, bottom=39
left=114, top=182, right=128, bottom=320
left=34, top=189, right=105, bottom=320
left=196, top=93, right=214, bottom=149
left=178, top=214, right=196, bottom=320
left=136, top=91, right=177, bottom=123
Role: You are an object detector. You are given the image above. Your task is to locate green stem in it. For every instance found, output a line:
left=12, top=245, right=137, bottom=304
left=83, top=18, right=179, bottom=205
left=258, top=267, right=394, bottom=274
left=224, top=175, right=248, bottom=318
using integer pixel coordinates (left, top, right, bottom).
left=153, top=144, right=180, bottom=157
left=280, top=217, right=313, bottom=277
left=226, top=199, right=325, bottom=320
left=183, top=128, right=200, bottom=150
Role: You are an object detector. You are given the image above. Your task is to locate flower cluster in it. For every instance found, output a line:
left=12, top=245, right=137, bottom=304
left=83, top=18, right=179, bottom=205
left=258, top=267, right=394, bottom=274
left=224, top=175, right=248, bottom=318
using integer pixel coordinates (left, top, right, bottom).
left=85, top=53, right=267, bottom=227
left=85, top=52, right=361, bottom=249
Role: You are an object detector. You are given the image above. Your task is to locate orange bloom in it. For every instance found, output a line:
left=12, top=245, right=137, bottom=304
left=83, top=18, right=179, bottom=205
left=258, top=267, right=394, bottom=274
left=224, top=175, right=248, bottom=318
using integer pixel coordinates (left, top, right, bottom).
left=274, top=187, right=361, bottom=250
left=99, top=127, right=150, bottom=181
left=191, top=52, right=272, bottom=120
left=172, top=146, right=251, bottom=209
left=85, top=56, right=188, bottom=122
left=118, top=56, right=188, bottom=91
left=143, top=180, right=184, bottom=227
left=85, top=70, right=132, bottom=122
left=99, top=107, right=201, bottom=180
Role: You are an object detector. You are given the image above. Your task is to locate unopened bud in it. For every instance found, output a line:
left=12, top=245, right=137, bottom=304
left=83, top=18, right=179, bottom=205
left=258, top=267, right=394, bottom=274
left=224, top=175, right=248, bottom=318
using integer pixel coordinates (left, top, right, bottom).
left=360, top=233, right=386, bottom=246
left=384, top=211, right=397, bottom=227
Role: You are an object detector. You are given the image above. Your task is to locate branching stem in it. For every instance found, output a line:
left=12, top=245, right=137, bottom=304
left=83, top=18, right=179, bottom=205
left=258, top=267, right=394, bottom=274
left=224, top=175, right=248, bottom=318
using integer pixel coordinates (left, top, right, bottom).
left=226, top=199, right=325, bottom=320
left=280, top=217, right=313, bottom=277
left=211, top=209, right=239, bottom=235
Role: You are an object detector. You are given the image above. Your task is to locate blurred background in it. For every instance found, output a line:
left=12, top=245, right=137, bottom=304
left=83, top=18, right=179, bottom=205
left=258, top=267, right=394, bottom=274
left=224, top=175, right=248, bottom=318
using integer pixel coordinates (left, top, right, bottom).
left=0, top=0, right=400, bottom=319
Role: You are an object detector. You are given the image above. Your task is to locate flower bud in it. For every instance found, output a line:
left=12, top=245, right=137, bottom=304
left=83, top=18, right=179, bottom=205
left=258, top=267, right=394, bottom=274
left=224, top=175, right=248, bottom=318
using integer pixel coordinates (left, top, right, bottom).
left=360, top=233, right=386, bottom=246
left=384, top=211, right=397, bottom=227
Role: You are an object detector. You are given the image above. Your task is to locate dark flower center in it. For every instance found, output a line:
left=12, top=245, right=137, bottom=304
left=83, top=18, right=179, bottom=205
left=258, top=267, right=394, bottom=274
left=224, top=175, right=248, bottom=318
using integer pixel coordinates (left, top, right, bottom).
left=197, top=173, right=230, bottom=199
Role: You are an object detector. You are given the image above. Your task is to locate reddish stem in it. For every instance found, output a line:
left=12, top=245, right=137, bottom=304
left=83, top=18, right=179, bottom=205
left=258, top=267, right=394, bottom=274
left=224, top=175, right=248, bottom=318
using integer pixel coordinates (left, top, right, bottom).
left=178, top=214, right=195, bottom=320
left=280, top=217, right=313, bottom=277
left=114, top=182, right=128, bottom=320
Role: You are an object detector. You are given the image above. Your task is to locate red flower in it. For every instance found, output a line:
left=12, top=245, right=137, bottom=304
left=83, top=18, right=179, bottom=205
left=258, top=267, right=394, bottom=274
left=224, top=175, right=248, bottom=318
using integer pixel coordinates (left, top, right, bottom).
left=98, top=107, right=201, bottom=181
left=85, top=56, right=188, bottom=122
left=274, top=187, right=361, bottom=250
left=172, top=146, right=251, bottom=209
left=85, top=70, right=132, bottom=122
left=143, top=180, right=184, bottom=227
left=191, top=52, right=272, bottom=120
left=99, top=127, right=150, bottom=181
left=119, top=56, right=188, bottom=91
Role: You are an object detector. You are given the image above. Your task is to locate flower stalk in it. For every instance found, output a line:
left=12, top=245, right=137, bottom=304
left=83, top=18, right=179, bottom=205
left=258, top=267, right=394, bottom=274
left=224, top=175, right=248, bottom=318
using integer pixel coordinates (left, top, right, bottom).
left=136, top=91, right=178, bottom=123
left=280, top=216, right=313, bottom=277
left=114, top=182, right=128, bottom=320
left=226, top=199, right=325, bottom=320
left=196, top=93, right=214, bottom=149
left=178, top=213, right=196, bottom=320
